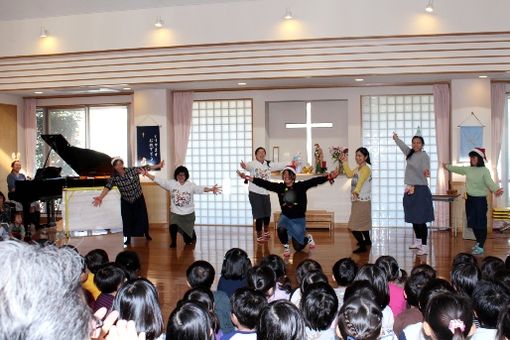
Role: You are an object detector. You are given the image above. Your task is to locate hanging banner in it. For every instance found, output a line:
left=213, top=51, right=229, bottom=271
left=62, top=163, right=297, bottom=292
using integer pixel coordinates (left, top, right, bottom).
left=136, top=126, right=161, bottom=169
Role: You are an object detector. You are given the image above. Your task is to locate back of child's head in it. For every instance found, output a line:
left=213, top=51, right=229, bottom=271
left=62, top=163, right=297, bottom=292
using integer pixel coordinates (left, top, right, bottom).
left=404, top=271, right=434, bottom=308
left=332, top=257, right=358, bottom=287
left=230, top=287, right=267, bottom=330
left=296, top=259, right=323, bottom=286
left=472, top=279, right=510, bottom=328
left=167, top=301, right=214, bottom=340
left=354, top=264, right=389, bottom=309
left=221, top=248, right=252, bottom=280
left=85, top=249, right=109, bottom=274
left=300, top=270, right=329, bottom=294
left=451, top=262, right=480, bottom=297
left=375, top=255, right=407, bottom=284
left=411, top=263, right=437, bottom=279
left=337, top=296, right=382, bottom=340
left=494, top=269, right=510, bottom=290
left=115, top=250, right=141, bottom=280
left=186, top=260, right=215, bottom=289
left=418, top=278, right=454, bottom=313
left=257, top=300, right=306, bottom=340
left=112, top=278, right=163, bottom=340
left=247, top=265, right=276, bottom=297
left=344, top=280, right=378, bottom=304
left=182, top=286, right=215, bottom=312
left=424, top=293, right=474, bottom=340
left=94, top=262, right=126, bottom=294
left=301, top=282, right=338, bottom=332
left=452, top=252, right=478, bottom=268
left=497, top=304, right=510, bottom=340
left=505, top=255, right=510, bottom=270
left=481, top=256, right=505, bottom=281
left=260, top=254, right=291, bottom=293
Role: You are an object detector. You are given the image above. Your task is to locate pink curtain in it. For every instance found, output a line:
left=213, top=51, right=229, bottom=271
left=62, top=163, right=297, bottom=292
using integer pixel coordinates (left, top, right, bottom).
left=490, top=83, right=506, bottom=186
left=172, top=91, right=193, bottom=167
left=433, top=84, right=451, bottom=227
left=23, top=98, right=37, bottom=176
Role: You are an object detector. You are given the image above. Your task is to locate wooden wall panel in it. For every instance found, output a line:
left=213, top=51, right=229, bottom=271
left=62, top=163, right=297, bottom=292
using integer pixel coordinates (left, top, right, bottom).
left=0, top=103, right=17, bottom=196
left=142, top=182, right=169, bottom=224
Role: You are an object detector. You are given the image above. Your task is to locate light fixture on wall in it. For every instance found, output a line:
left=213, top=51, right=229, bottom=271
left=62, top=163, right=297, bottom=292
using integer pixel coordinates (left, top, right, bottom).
left=39, top=26, right=49, bottom=38
left=425, top=0, right=434, bottom=13
left=283, top=8, right=293, bottom=20
left=355, top=78, right=365, bottom=82
left=154, top=17, right=164, bottom=28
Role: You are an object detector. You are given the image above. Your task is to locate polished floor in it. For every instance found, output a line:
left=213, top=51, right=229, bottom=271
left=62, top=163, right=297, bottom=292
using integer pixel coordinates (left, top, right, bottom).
left=45, top=224, right=510, bottom=323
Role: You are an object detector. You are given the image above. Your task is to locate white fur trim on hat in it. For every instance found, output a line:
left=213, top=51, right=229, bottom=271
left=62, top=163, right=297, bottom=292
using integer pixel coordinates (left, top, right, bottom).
left=282, top=166, right=296, bottom=175
left=111, top=157, right=123, bottom=166
left=470, top=148, right=486, bottom=160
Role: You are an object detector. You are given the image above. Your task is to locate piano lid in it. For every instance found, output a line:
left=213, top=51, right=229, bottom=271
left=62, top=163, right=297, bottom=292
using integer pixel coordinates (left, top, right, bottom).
left=41, top=134, right=113, bottom=177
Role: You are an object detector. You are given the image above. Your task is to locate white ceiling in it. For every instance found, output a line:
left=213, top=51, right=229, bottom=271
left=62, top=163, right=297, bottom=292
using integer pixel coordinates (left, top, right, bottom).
left=0, top=0, right=254, bottom=21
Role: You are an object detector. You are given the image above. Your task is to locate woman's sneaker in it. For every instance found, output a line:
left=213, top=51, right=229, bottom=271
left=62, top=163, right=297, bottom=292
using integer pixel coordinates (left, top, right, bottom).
left=416, top=244, right=428, bottom=256
left=283, top=244, right=291, bottom=257
left=472, top=246, right=484, bottom=255
left=471, top=243, right=479, bottom=251
left=306, top=234, right=316, bottom=248
left=409, top=240, right=421, bottom=249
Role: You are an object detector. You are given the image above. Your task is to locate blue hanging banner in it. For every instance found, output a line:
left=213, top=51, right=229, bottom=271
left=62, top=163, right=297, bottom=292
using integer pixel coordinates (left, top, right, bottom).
left=136, top=126, right=161, bottom=169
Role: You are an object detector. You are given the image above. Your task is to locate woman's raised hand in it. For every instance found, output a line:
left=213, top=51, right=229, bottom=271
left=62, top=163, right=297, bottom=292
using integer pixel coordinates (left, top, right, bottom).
left=240, top=161, right=247, bottom=169
left=211, top=184, right=222, bottom=195
left=392, top=131, right=398, bottom=140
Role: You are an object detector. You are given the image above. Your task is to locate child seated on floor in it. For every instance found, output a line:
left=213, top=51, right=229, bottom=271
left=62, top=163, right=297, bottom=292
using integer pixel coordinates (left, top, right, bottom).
left=332, top=257, right=358, bottom=307
left=9, top=212, right=25, bottom=240
left=301, top=282, right=338, bottom=339
left=260, top=255, right=292, bottom=301
left=0, top=222, right=9, bottom=240
left=218, top=248, right=252, bottom=298
left=83, top=249, right=109, bottom=301
left=182, top=286, right=223, bottom=339
left=247, top=265, right=283, bottom=302
left=221, top=288, right=267, bottom=340
left=336, top=296, right=382, bottom=340
left=92, top=262, right=126, bottom=313
left=167, top=301, right=215, bottom=340
left=290, top=259, right=323, bottom=307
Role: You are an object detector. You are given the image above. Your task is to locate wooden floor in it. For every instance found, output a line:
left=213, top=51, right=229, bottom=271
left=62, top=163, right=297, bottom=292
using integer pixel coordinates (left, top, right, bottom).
left=43, top=224, right=510, bottom=323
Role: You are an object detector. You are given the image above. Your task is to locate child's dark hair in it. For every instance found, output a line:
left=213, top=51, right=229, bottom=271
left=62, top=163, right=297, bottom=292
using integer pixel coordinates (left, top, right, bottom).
left=494, top=269, right=510, bottom=290
left=410, top=263, right=437, bottom=279
left=481, top=256, right=505, bottom=281
left=505, top=255, right=510, bottom=270
left=181, top=287, right=219, bottom=333
left=375, top=255, right=407, bottom=284
left=221, top=248, right=252, bottom=280
left=300, top=270, right=329, bottom=294
left=247, top=265, right=276, bottom=297
left=404, top=271, right=434, bottom=308
left=174, top=166, right=190, bottom=181
left=332, top=258, right=358, bottom=286
left=94, top=263, right=126, bottom=294
left=186, top=260, right=215, bottom=289
left=468, top=151, right=485, bottom=167
left=356, top=147, right=371, bottom=165
left=497, top=304, right=510, bottom=340
left=344, top=280, right=378, bottom=304
left=301, top=282, right=338, bottom=331
left=419, top=278, right=454, bottom=312
left=254, top=147, right=266, bottom=156
left=406, top=136, right=425, bottom=160
left=260, top=254, right=292, bottom=294
left=231, top=288, right=268, bottom=330
left=337, top=296, right=382, bottom=340
left=451, top=262, right=480, bottom=298
left=295, top=259, right=323, bottom=286
left=424, top=293, right=473, bottom=340
left=115, top=250, right=141, bottom=281
left=112, top=278, right=164, bottom=340
left=354, top=264, right=389, bottom=309
left=257, top=300, right=306, bottom=340
left=472, top=279, right=510, bottom=328
left=85, top=249, right=109, bottom=274
left=452, top=252, right=478, bottom=268
left=167, top=301, right=214, bottom=340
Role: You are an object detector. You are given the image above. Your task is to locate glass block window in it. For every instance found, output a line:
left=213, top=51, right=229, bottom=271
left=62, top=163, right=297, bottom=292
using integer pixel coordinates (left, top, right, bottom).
left=362, top=95, right=438, bottom=228
left=186, top=100, right=253, bottom=225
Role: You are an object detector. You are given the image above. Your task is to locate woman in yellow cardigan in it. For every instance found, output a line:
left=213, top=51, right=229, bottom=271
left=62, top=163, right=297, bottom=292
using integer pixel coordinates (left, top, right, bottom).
left=340, top=147, right=372, bottom=253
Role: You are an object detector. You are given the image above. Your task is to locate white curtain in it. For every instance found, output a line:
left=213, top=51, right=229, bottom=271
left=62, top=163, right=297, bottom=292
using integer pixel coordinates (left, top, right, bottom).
left=172, top=91, right=193, bottom=168
left=433, top=84, right=451, bottom=227
left=23, top=98, right=37, bottom=176
left=490, top=83, right=506, bottom=185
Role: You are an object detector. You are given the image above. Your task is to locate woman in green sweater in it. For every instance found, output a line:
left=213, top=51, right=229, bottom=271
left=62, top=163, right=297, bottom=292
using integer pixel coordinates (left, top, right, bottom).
left=443, top=147, right=504, bottom=255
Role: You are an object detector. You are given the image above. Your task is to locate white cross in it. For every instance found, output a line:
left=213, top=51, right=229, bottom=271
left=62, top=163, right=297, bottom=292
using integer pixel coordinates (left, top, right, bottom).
left=285, top=102, right=333, bottom=164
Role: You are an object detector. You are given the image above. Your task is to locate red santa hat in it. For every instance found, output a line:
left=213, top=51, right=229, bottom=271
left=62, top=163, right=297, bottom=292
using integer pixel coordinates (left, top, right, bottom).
left=470, top=147, right=487, bottom=161
left=282, top=165, right=297, bottom=175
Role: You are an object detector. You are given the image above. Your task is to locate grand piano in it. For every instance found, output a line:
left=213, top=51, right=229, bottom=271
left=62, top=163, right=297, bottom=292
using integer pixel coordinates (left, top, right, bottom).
left=12, top=134, right=113, bottom=226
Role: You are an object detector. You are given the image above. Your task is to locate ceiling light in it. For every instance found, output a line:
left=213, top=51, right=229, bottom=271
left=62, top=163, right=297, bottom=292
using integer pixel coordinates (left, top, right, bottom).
left=34, top=91, right=44, bottom=94
left=154, top=17, right=164, bottom=28
left=122, top=87, right=132, bottom=91
left=478, top=75, right=488, bottom=79
left=283, top=8, right=293, bottom=20
left=237, top=82, right=247, bottom=86
left=39, top=26, right=48, bottom=38
left=425, top=0, right=434, bottom=13
left=355, top=78, right=365, bottom=82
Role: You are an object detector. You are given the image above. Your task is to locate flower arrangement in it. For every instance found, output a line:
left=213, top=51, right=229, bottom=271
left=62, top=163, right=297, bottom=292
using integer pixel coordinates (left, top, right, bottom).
left=329, top=146, right=348, bottom=164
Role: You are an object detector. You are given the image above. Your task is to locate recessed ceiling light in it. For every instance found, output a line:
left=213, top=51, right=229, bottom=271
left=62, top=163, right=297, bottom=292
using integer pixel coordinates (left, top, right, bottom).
left=34, top=91, right=44, bottom=94
left=425, top=0, right=434, bottom=13
left=478, top=75, right=488, bottom=79
left=237, top=82, right=247, bottom=86
left=355, top=78, right=365, bottom=82
left=283, top=8, right=293, bottom=20
left=122, top=87, right=132, bottom=91
left=154, top=17, right=164, bottom=28
left=39, top=26, right=48, bottom=38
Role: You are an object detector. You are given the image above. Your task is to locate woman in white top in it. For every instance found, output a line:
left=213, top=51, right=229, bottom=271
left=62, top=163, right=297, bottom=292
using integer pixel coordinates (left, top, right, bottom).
left=142, top=165, right=221, bottom=248
left=240, top=147, right=286, bottom=242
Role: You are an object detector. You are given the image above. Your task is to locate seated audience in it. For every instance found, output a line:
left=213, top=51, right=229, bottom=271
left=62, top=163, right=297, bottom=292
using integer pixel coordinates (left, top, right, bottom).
left=217, top=248, right=252, bottom=298
left=331, top=257, right=358, bottom=307
left=290, top=259, right=323, bottom=307
left=84, top=248, right=110, bottom=300
left=167, top=300, right=215, bottom=340
left=375, top=255, right=408, bottom=317
left=93, top=263, right=126, bottom=313
left=336, top=296, right=382, bottom=340
left=450, top=262, right=480, bottom=298
left=182, top=286, right=223, bottom=339
left=260, top=254, right=292, bottom=301
left=480, top=256, right=505, bottom=281
left=257, top=300, right=306, bottom=340
left=300, top=282, right=338, bottom=339
left=497, top=304, right=510, bottom=340
left=115, top=250, right=141, bottom=280
left=222, top=288, right=267, bottom=340
left=9, top=211, right=25, bottom=240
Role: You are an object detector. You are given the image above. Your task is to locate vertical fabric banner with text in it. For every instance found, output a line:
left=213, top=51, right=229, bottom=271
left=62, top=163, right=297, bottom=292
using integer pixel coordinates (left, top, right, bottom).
left=136, top=126, right=161, bottom=169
